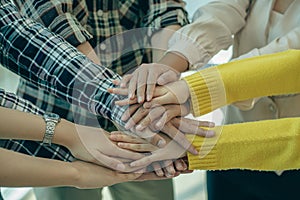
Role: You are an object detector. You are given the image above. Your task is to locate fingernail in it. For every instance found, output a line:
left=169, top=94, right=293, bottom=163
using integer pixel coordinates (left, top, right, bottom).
left=120, top=83, right=125, bottom=87
left=147, top=95, right=152, bottom=101
left=209, top=122, right=215, bottom=127
left=125, top=123, right=130, bottom=129
left=206, top=130, right=215, bottom=137
left=156, top=121, right=162, bottom=128
left=136, top=124, right=143, bottom=131
left=129, top=93, right=134, bottom=99
left=191, top=148, right=198, bottom=155
left=121, top=114, right=127, bottom=121
left=177, top=162, right=183, bottom=170
left=138, top=96, right=143, bottom=103
left=157, top=139, right=166, bottom=148
left=130, top=162, right=137, bottom=167
left=116, top=163, right=125, bottom=171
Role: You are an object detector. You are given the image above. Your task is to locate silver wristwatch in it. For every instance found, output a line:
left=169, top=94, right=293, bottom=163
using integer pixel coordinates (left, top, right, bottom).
left=42, top=113, right=61, bottom=145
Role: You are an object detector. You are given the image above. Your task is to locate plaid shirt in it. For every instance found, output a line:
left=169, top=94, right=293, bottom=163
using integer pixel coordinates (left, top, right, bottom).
left=14, top=0, right=188, bottom=129
left=0, top=0, right=128, bottom=124
left=0, top=88, right=74, bottom=161
left=0, top=0, right=131, bottom=159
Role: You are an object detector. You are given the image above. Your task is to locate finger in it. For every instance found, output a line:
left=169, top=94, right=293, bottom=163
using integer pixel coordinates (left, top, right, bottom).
left=135, top=128, right=166, bottom=148
left=171, top=118, right=215, bottom=137
left=136, top=107, right=165, bottom=131
left=151, top=162, right=164, bottom=177
left=121, top=104, right=140, bottom=121
left=117, top=142, right=158, bottom=152
left=124, top=107, right=149, bottom=129
left=120, top=74, right=133, bottom=88
left=154, top=105, right=183, bottom=130
left=107, top=87, right=128, bottom=96
left=157, top=70, right=179, bottom=85
left=174, top=159, right=187, bottom=171
left=146, top=71, right=158, bottom=101
left=93, top=152, right=126, bottom=171
left=115, top=98, right=138, bottom=106
left=109, top=134, right=145, bottom=144
left=135, top=173, right=172, bottom=181
left=137, top=71, right=147, bottom=103
left=128, top=74, right=138, bottom=99
left=162, top=160, right=176, bottom=178
left=143, top=94, right=172, bottom=108
left=130, top=154, right=159, bottom=168
left=112, top=147, right=145, bottom=161
left=112, top=79, right=120, bottom=86
left=162, top=123, right=198, bottom=155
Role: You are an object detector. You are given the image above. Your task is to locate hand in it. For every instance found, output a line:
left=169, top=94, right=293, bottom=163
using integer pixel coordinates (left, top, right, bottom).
left=60, top=121, right=144, bottom=171
left=118, top=63, right=180, bottom=103
left=109, top=131, right=189, bottom=177
left=122, top=103, right=190, bottom=131
left=71, top=160, right=173, bottom=189
left=129, top=137, right=189, bottom=169
left=109, top=80, right=190, bottom=107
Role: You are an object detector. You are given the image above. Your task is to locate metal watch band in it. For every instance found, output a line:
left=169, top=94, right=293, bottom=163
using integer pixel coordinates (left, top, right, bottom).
left=42, top=113, right=60, bottom=145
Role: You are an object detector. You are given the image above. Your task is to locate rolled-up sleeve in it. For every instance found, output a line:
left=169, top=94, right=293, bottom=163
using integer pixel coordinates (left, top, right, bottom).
left=168, top=0, right=250, bottom=69
left=141, top=0, right=189, bottom=33
left=13, top=0, right=93, bottom=47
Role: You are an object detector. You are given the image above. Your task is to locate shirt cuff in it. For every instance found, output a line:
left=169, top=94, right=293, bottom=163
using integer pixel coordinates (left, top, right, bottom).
left=167, top=39, right=211, bottom=69
left=183, top=67, right=226, bottom=117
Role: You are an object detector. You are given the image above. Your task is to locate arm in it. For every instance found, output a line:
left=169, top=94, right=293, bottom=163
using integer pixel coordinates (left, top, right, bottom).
left=13, top=0, right=92, bottom=47
left=187, top=117, right=300, bottom=171
left=184, top=50, right=300, bottom=116
left=0, top=147, right=165, bottom=188
left=0, top=105, right=144, bottom=171
left=0, top=1, right=125, bottom=126
left=129, top=116, right=300, bottom=171
left=167, top=0, right=250, bottom=69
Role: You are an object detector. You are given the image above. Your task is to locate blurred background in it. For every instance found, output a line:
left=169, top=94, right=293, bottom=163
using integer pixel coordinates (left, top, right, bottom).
left=0, top=0, right=232, bottom=199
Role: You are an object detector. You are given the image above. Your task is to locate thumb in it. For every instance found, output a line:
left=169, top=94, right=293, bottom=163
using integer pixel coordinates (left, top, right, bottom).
left=157, top=70, right=179, bottom=85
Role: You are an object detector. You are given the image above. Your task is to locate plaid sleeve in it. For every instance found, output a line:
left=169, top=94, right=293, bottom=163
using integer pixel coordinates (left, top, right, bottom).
left=0, top=1, right=126, bottom=127
left=141, top=0, right=189, bottom=32
left=0, top=88, right=74, bottom=161
left=13, top=0, right=93, bottom=47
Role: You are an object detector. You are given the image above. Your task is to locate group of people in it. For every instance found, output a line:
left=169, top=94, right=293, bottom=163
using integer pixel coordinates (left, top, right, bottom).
left=1, top=0, right=300, bottom=200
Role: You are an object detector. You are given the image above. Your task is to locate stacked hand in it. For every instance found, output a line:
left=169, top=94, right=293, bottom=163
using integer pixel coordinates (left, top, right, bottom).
left=107, top=60, right=216, bottom=175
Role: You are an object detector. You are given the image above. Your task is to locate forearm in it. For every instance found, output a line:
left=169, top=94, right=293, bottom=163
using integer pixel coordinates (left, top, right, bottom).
left=187, top=117, right=300, bottom=171
left=0, top=106, right=74, bottom=149
left=167, top=0, right=249, bottom=69
left=0, top=148, right=77, bottom=187
left=0, top=1, right=125, bottom=126
left=77, top=41, right=101, bottom=65
left=151, top=25, right=189, bottom=72
left=184, top=50, right=300, bottom=116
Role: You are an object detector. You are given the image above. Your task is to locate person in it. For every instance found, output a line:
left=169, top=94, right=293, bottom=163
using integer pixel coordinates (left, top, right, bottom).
left=109, top=49, right=300, bottom=171
left=113, top=0, right=300, bottom=199
left=1, top=0, right=190, bottom=199
left=0, top=96, right=172, bottom=188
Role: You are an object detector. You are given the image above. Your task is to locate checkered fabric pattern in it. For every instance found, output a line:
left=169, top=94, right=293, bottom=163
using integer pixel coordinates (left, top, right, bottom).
left=0, top=88, right=74, bottom=161
left=0, top=0, right=126, bottom=125
left=14, top=0, right=189, bottom=129
left=0, top=0, right=130, bottom=160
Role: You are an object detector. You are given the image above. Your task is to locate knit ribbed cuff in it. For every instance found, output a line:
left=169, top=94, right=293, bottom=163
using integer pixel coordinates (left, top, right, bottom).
left=186, top=134, right=219, bottom=170
left=183, top=67, right=226, bottom=117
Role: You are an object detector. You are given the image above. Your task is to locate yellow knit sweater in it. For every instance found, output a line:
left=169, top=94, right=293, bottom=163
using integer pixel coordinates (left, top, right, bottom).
left=183, top=50, right=300, bottom=171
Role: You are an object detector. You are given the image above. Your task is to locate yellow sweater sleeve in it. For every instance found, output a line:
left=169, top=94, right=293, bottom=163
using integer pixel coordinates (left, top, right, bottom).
left=187, top=117, right=300, bottom=171
left=184, top=50, right=300, bottom=116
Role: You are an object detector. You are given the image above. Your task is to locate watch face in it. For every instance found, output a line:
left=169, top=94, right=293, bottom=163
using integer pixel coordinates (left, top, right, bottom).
left=44, top=113, right=60, bottom=121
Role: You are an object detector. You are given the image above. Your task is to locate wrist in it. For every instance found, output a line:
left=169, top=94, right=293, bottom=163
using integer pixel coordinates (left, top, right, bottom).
left=53, top=119, right=77, bottom=149
left=159, top=52, right=189, bottom=72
